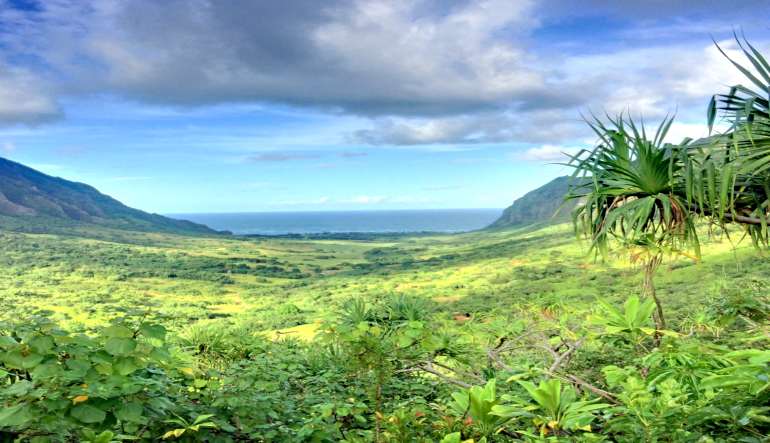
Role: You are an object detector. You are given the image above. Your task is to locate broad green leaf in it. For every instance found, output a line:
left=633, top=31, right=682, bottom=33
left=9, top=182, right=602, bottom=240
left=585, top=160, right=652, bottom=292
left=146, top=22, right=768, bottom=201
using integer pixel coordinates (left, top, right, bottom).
left=139, top=324, right=166, bottom=341
left=71, top=404, right=107, bottom=424
left=116, top=402, right=144, bottom=423
left=114, top=357, right=140, bottom=375
left=0, top=404, right=33, bottom=426
left=440, top=432, right=462, bottom=443
left=28, top=335, right=55, bottom=354
left=3, top=351, right=44, bottom=369
left=3, top=380, right=33, bottom=396
left=105, top=337, right=137, bottom=356
left=102, top=325, right=134, bottom=339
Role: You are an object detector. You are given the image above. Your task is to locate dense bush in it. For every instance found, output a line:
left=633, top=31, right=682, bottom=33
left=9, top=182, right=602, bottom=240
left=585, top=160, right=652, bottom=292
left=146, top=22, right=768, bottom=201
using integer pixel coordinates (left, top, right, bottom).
left=1, top=289, right=768, bottom=442
left=0, top=317, right=205, bottom=441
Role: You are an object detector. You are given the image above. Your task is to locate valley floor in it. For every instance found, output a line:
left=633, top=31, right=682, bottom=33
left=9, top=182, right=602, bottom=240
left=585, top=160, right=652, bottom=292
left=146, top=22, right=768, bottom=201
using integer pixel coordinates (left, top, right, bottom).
left=0, top=223, right=763, bottom=335
left=0, top=224, right=768, bottom=441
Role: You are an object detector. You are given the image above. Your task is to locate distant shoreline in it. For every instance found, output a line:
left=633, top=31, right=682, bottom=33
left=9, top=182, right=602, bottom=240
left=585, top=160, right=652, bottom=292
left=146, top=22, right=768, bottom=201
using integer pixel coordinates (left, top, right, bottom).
left=166, top=208, right=501, bottom=216
left=241, top=230, right=466, bottom=240
left=167, top=208, right=502, bottom=237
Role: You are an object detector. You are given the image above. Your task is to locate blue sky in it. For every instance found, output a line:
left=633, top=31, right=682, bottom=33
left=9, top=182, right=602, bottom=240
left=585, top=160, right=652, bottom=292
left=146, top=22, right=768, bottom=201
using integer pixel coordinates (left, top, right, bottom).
left=0, top=1, right=768, bottom=213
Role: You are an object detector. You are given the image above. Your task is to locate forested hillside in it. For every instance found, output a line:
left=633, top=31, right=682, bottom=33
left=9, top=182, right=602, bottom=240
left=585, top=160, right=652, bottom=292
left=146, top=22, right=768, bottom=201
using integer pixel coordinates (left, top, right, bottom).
left=488, top=176, right=580, bottom=229
left=0, top=223, right=767, bottom=441
left=0, top=157, right=217, bottom=235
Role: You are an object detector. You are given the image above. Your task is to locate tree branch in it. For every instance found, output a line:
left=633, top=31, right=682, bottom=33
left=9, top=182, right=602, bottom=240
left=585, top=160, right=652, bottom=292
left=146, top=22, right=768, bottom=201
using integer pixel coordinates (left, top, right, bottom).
left=548, top=338, right=584, bottom=373
left=560, top=374, right=619, bottom=405
left=409, top=362, right=473, bottom=388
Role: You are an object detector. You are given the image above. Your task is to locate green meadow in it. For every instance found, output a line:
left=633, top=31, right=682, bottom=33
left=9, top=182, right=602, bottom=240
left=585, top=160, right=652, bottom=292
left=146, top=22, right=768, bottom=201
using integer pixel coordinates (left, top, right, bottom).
left=2, top=224, right=761, bottom=335
left=1, top=223, right=767, bottom=441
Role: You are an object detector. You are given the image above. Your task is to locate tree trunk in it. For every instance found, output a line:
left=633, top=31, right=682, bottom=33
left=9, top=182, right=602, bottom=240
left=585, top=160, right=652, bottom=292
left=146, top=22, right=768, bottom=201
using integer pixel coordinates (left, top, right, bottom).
left=374, top=370, right=383, bottom=443
left=643, top=254, right=665, bottom=344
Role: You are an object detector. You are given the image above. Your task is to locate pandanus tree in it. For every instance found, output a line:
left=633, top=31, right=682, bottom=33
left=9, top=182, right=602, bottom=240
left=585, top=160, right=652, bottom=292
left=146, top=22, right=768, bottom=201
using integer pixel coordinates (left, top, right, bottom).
left=567, top=35, right=770, bottom=336
left=566, top=115, right=697, bottom=332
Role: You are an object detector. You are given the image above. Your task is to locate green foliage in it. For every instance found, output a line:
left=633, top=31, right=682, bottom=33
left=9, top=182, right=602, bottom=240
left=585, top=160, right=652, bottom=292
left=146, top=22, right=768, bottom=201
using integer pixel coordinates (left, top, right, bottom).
left=0, top=221, right=767, bottom=442
left=3, top=31, right=770, bottom=443
left=702, top=349, right=770, bottom=395
left=161, top=414, right=217, bottom=440
left=708, top=278, right=770, bottom=325
left=2, top=144, right=770, bottom=442
left=592, top=296, right=657, bottom=346
left=567, top=114, right=699, bottom=259
left=513, top=379, right=608, bottom=436
left=708, top=33, right=770, bottom=130
left=444, top=378, right=610, bottom=440
left=440, top=431, right=487, bottom=443
left=0, top=317, right=201, bottom=441
left=448, top=380, right=511, bottom=438
left=570, top=36, right=770, bottom=258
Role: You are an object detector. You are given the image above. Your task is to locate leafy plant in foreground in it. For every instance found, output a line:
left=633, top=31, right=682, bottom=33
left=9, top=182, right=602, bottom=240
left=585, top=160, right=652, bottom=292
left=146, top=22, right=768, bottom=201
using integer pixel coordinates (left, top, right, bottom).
left=161, top=413, right=217, bottom=440
left=592, top=296, right=657, bottom=348
left=490, top=379, right=608, bottom=438
left=0, top=317, right=202, bottom=441
left=448, top=379, right=511, bottom=438
left=567, top=114, right=697, bottom=333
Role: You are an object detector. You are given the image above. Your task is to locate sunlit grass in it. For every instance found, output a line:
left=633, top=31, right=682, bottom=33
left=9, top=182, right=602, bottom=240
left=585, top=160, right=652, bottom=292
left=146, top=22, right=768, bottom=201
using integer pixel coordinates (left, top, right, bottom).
left=0, top=222, right=763, bottom=337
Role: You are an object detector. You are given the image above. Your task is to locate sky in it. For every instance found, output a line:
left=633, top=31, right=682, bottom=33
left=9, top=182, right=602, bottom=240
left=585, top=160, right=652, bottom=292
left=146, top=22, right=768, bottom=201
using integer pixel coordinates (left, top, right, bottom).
left=0, top=0, right=768, bottom=213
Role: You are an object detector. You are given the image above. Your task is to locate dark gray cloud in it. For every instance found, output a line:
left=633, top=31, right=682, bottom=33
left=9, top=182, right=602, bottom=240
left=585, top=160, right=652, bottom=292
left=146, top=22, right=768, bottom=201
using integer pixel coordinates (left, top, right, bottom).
left=0, top=0, right=766, bottom=147
left=0, top=0, right=569, bottom=119
left=0, top=64, right=61, bottom=124
left=538, top=0, right=769, bottom=22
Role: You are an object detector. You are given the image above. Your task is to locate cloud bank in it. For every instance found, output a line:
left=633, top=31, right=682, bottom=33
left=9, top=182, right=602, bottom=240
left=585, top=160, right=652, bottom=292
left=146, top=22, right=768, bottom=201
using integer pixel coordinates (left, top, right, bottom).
left=0, top=0, right=766, bottom=148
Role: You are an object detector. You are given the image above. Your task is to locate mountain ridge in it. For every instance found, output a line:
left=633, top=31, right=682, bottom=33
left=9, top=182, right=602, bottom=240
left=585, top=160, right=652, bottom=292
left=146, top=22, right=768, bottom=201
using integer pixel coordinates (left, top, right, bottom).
left=488, top=176, right=580, bottom=229
left=0, top=156, right=218, bottom=235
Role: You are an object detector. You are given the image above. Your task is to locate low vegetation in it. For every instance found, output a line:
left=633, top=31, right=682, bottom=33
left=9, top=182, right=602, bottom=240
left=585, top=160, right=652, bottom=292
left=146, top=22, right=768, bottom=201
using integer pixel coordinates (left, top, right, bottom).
left=0, top=221, right=767, bottom=441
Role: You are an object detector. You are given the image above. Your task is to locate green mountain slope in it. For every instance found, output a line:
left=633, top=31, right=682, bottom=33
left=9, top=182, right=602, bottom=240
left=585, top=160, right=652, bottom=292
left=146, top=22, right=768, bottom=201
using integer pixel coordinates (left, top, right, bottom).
left=489, top=176, right=579, bottom=228
left=0, top=156, right=217, bottom=235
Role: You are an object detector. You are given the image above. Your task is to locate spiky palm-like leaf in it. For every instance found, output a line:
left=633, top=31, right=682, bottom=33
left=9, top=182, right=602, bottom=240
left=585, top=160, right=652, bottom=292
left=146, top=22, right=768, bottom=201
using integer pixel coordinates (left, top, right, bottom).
left=564, top=35, right=770, bottom=337
left=566, top=114, right=700, bottom=259
left=700, top=34, right=770, bottom=245
left=708, top=33, right=770, bottom=131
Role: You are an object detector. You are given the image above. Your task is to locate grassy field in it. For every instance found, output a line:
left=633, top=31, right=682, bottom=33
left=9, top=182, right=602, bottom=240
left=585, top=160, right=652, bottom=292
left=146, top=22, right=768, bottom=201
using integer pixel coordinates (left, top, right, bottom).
left=1, top=223, right=769, bottom=441
left=1, top=223, right=763, bottom=337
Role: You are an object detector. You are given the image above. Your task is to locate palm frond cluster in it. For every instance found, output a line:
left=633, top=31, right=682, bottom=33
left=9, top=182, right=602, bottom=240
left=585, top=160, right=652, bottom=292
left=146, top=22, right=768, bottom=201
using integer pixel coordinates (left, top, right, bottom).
left=568, top=34, right=770, bottom=256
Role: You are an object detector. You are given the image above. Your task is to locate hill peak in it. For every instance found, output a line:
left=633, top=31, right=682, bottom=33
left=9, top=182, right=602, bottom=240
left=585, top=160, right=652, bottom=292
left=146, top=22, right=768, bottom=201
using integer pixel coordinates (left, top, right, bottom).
left=488, top=176, right=580, bottom=229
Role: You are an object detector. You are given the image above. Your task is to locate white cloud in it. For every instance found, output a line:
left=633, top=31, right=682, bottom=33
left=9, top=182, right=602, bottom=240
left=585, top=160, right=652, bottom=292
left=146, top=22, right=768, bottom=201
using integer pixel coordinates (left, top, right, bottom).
left=0, top=0, right=571, bottom=118
left=346, top=195, right=387, bottom=204
left=0, top=67, right=61, bottom=124
left=0, top=0, right=765, bottom=151
left=352, top=110, right=587, bottom=145
left=353, top=38, right=769, bottom=146
left=664, top=122, right=710, bottom=144
left=517, top=144, right=583, bottom=162
left=561, top=40, right=753, bottom=122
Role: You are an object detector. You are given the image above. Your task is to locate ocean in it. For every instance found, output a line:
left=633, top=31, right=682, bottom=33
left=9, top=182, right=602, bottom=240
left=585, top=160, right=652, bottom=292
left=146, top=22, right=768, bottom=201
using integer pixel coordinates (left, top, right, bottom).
left=168, top=209, right=502, bottom=235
